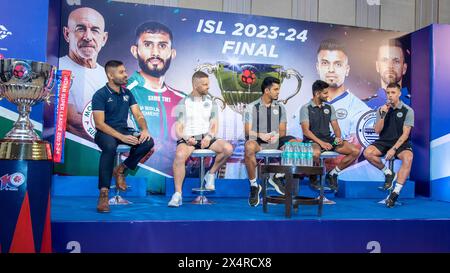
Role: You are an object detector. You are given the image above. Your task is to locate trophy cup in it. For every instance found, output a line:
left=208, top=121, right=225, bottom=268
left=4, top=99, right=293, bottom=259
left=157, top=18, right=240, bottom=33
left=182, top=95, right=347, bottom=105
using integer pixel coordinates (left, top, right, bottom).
left=0, top=58, right=56, bottom=160
left=0, top=58, right=56, bottom=253
left=196, top=62, right=303, bottom=114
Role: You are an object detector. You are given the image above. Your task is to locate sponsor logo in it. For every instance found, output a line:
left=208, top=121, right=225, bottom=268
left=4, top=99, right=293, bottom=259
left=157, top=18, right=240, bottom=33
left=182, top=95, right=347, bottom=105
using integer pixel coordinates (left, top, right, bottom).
left=336, top=108, right=348, bottom=119
left=82, top=101, right=96, bottom=139
left=0, top=172, right=26, bottom=191
left=357, top=110, right=379, bottom=148
left=0, top=24, right=12, bottom=40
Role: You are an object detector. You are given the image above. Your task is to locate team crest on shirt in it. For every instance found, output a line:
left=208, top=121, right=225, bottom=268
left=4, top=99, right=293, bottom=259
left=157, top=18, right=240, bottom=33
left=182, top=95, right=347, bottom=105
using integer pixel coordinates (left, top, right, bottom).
left=203, top=101, right=210, bottom=108
left=336, top=108, right=348, bottom=119
left=273, top=109, right=279, bottom=115
left=397, top=112, right=403, bottom=118
left=356, top=110, right=379, bottom=148
left=82, top=101, right=96, bottom=139
left=123, top=95, right=129, bottom=102
left=323, top=108, right=330, bottom=115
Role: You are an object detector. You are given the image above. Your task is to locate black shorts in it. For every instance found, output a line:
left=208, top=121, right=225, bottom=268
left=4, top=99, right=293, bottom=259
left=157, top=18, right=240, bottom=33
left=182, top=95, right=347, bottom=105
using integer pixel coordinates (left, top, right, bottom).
left=371, top=140, right=413, bottom=158
left=245, top=135, right=296, bottom=149
left=177, top=135, right=217, bottom=150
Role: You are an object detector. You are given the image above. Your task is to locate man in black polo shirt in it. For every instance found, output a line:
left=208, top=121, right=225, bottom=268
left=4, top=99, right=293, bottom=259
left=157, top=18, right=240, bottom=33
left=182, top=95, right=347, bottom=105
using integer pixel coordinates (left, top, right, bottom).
left=300, top=80, right=360, bottom=192
left=244, top=77, right=297, bottom=207
left=364, top=83, right=414, bottom=208
left=92, top=60, right=154, bottom=213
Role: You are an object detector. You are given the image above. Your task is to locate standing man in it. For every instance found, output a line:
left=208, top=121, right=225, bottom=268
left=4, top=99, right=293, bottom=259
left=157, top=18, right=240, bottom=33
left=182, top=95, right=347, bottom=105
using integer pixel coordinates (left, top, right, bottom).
left=168, top=71, right=233, bottom=207
left=316, top=39, right=370, bottom=150
left=127, top=21, right=185, bottom=175
left=60, top=7, right=109, bottom=139
left=365, top=39, right=410, bottom=109
left=300, top=80, right=360, bottom=192
left=92, top=60, right=154, bottom=213
left=364, top=83, right=414, bottom=208
left=244, top=77, right=297, bottom=207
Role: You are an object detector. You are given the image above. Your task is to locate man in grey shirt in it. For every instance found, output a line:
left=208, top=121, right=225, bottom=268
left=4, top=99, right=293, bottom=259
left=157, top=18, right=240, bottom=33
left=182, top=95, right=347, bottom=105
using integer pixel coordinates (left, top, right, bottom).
left=244, top=77, right=296, bottom=207
left=300, top=80, right=360, bottom=192
left=364, top=83, right=414, bottom=208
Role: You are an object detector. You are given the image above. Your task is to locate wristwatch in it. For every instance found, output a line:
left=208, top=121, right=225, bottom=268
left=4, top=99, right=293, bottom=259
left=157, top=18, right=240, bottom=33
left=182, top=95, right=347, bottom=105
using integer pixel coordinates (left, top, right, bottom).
left=393, top=147, right=398, bottom=151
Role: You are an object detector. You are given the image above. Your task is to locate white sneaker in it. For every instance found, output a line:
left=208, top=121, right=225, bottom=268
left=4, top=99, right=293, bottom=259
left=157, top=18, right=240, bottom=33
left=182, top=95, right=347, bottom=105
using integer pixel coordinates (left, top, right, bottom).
left=168, top=192, right=182, bottom=207
left=204, top=172, right=216, bottom=191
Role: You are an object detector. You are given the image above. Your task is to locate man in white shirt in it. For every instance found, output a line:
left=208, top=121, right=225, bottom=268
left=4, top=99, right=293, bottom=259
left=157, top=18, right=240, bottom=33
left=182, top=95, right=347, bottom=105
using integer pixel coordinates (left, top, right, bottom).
left=168, top=71, right=234, bottom=207
left=59, top=7, right=108, bottom=139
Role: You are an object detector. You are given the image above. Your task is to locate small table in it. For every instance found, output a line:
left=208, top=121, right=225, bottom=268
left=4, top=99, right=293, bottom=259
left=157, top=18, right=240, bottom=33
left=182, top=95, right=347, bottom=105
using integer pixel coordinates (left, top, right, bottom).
left=259, top=165, right=324, bottom=218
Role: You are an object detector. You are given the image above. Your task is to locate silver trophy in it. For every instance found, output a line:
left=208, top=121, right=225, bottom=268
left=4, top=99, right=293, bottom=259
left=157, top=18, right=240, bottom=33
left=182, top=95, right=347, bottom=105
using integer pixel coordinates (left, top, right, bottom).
left=196, top=62, right=303, bottom=114
left=0, top=58, right=56, bottom=160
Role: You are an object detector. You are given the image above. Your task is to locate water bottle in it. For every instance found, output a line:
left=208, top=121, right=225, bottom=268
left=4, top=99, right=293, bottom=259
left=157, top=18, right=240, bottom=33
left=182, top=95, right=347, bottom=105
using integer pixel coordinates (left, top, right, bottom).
left=281, top=147, right=287, bottom=165
left=300, top=142, right=306, bottom=166
left=293, top=142, right=300, bottom=166
left=286, top=142, right=293, bottom=165
left=307, top=143, right=314, bottom=166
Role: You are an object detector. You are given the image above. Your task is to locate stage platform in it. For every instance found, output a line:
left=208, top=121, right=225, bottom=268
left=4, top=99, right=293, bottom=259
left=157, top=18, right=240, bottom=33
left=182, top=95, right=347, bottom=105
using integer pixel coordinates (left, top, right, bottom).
left=51, top=195, right=450, bottom=253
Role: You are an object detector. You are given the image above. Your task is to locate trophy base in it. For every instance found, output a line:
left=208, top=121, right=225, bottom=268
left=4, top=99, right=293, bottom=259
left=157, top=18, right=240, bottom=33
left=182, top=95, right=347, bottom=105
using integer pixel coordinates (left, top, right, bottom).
left=0, top=139, right=52, bottom=160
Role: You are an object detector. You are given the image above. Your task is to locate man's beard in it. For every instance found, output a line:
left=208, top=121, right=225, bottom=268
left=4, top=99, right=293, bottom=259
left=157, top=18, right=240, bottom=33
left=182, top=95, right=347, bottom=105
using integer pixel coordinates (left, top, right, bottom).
left=138, top=55, right=171, bottom=78
left=382, top=73, right=400, bottom=86
left=113, top=78, right=127, bottom=86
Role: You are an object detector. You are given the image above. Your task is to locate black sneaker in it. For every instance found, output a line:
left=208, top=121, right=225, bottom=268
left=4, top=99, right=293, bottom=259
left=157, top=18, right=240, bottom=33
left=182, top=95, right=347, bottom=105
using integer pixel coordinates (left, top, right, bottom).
left=382, top=172, right=397, bottom=191
left=248, top=185, right=262, bottom=207
left=309, top=175, right=321, bottom=191
left=326, top=172, right=339, bottom=192
left=268, top=174, right=285, bottom=195
left=385, top=191, right=399, bottom=208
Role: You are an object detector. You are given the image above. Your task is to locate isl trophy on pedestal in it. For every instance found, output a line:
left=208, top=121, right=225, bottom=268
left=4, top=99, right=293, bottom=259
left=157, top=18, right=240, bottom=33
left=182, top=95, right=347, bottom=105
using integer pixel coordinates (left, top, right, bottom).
left=196, top=62, right=303, bottom=114
left=0, top=58, right=56, bottom=160
left=0, top=58, right=57, bottom=253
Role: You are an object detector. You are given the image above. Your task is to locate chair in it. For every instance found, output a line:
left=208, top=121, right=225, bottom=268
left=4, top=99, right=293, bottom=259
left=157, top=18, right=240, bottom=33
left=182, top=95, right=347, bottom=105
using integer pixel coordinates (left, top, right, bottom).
left=109, top=144, right=132, bottom=205
left=318, top=151, right=340, bottom=205
left=256, top=149, right=282, bottom=191
left=378, top=159, right=403, bottom=206
left=190, top=149, right=217, bottom=204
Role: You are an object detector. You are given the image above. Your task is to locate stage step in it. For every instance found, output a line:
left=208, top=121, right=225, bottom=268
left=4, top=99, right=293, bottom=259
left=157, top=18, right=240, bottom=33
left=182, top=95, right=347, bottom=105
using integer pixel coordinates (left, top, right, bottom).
left=165, top=178, right=336, bottom=199
left=51, top=175, right=147, bottom=197
left=337, top=179, right=415, bottom=198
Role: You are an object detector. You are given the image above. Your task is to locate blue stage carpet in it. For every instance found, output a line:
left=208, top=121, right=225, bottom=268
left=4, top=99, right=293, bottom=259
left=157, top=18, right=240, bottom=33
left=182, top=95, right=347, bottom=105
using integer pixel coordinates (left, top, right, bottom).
left=52, top=195, right=450, bottom=221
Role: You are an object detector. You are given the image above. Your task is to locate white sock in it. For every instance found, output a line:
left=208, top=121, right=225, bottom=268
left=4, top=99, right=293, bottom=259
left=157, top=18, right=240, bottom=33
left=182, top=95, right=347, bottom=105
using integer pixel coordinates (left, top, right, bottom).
left=329, top=166, right=341, bottom=176
left=249, top=178, right=258, bottom=187
left=393, top=183, right=403, bottom=194
left=382, top=166, right=392, bottom=175
left=275, top=173, right=285, bottom=179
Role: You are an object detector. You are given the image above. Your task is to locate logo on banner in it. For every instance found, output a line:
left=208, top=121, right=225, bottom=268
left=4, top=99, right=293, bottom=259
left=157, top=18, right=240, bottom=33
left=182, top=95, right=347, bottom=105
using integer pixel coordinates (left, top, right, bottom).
left=239, top=65, right=258, bottom=88
left=336, top=108, right=348, bottom=119
left=0, top=25, right=12, bottom=40
left=357, top=110, right=379, bottom=148
left=82, top=101, right=96, bottom=139
left=0, top=173, right=26, bottom=191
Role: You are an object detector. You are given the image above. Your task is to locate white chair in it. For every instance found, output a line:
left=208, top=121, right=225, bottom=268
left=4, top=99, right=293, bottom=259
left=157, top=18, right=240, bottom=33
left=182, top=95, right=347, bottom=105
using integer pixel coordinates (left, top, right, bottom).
left=109, top=144, right=132, bottom=205
left=256, top=149, right=283, bottom=193
left=190, top=149, right=217, bottom=204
